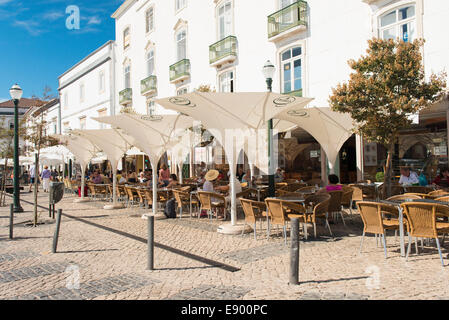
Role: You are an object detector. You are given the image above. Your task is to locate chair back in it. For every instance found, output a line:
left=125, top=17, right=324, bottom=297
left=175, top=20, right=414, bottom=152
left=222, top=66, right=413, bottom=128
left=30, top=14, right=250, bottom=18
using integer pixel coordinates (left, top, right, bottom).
left=328, top=190, right=343, bottom=212
left=265, top=199, right=288, bottom=225
left=401, top=202, right=441, bottom=238
left=280, top=183, right=307, bottom=192
left=125, top=186, right=135, bottom=200
left=313, top=198, right=330, bottom=218
left=403, top=193, right=427, bottom=199
left=277, top=190, right=302, bottom=197
left=428, top=190, right=449, bottom=199
left=297, top=186, right=317, bottom=193
left=197, top=191, right=213, bottom=210
left=340, top=187, right=354, bottom=206
left=304, top=193, right=331, bottom=209
left=436, top=195, right=449, bottom=202
left=173, top=189, right=188, bottom=208
left=240, top=199, right=264, bottom=223
left=87, top=184, right=96, bottom=195
left=357, top=201, right=384, bottom=234
left=349, top=185, right=364, bottom=201
left=387, top=194, right=422, bottom=201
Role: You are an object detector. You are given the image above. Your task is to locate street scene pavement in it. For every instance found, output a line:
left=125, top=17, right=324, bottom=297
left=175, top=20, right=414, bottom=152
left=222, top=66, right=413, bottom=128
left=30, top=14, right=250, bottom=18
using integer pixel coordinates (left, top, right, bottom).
left=1, top=189, right=449, bottom=300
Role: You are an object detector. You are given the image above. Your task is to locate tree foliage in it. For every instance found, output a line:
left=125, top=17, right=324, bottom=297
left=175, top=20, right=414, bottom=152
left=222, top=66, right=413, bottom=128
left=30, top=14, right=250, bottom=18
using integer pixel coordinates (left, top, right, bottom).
left=329, top=38, right=446, bottom=147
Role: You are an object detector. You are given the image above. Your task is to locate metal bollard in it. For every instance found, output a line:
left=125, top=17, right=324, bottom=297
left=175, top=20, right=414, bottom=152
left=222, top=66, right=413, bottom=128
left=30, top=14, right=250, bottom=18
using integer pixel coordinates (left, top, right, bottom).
left=52, top=209, right=62, bottom=253
left=9, top=204, right=13, bottom=239
left=49, top=203, right=52, bottom=218
left=147, top=215, right=154, bottom=270
left=289, top=218, right=300, bottom=285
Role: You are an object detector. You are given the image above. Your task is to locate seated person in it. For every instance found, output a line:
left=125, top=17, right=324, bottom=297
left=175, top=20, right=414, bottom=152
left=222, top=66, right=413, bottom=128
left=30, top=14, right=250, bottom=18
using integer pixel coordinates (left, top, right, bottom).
left=275, top=167, right=284, bottom=183
left=216, top=174, right=243, bottom=206
left=138, top=171, right=147, bottom=183
left=432, top=167, right=449, bottom=188
left=91, top=170, right=103, bottom=184
left=166, top=174, right=179, bottom=189
left=242, top=169, right=252, bottom=184
left=118, top=173, right=127, bottom=184
left=236, top=166, right=245, bottom=182
left=398, top=167, right=419, bottom=186
left=127, top=171, right=137, bottom=184
left=317, top=174, right=342, bottom=193
left=202, top=170, right=218, bottom=193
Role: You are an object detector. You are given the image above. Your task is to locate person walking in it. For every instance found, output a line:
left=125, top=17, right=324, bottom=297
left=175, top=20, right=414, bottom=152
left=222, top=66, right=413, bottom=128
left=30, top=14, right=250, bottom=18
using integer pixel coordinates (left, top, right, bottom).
left=29, top=165, right=36, bottom=193
left=41, top=166, right=52, bottom=192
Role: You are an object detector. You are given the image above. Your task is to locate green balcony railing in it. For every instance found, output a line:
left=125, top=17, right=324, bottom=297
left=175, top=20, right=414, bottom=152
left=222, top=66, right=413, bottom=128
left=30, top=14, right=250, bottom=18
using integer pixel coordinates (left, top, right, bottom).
left=169, top=59, right=190, bottom=82
left=209, top=36, right=237, bottom=65
left=286, top=88, right=303, bottom=97
left=268, top=1, right=308, bottom=39
left=119, top=88, right=132, bottom=105
left=141, top=75, right=157, bottom=95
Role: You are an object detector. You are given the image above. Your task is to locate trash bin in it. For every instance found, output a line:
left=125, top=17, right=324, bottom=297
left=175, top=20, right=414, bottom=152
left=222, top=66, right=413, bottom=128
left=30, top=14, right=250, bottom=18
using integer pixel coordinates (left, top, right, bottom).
left=49, top=182, right=65, bottom=204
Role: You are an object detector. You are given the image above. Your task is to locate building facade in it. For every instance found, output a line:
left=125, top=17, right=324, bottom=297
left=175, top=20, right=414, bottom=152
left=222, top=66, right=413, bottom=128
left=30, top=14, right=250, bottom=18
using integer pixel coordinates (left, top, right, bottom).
left=58, top=40, right=116, bottom=133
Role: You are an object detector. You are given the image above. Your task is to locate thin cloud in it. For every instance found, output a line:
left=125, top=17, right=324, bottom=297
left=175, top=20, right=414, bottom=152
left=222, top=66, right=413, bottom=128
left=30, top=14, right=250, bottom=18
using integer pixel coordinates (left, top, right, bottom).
left=42, top=10, right=64, bottom=21
left=0, top=0, right=13, bottom=5
left=13, top=20, right=44, bottom=36
left=87, top=16, right=101, bottom=25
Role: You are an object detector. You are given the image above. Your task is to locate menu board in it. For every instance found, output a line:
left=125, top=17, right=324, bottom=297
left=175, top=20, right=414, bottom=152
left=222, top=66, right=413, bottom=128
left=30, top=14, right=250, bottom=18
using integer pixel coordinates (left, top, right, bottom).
left=364, top=142, right=378, bottom=167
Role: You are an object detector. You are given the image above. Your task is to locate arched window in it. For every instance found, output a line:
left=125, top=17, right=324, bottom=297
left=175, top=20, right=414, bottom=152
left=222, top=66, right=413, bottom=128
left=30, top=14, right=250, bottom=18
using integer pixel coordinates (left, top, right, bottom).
left=217, top=1, right=232, bottom=40
left=379, top=4, right=416, bottom=42
left=280, top=46, right=302, bottom=94
left=219, top=70, right=234, bottom=93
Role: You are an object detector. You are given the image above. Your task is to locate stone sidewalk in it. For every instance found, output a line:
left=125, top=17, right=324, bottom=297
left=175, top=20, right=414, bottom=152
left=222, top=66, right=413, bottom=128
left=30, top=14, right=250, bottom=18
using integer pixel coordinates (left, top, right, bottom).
left=1, top=189, right=449, bottom=300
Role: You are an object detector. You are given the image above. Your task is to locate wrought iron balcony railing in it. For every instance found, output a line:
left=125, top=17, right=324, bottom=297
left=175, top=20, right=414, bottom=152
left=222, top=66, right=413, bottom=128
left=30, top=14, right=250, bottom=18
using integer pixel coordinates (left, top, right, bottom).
left=209, top=36, right=237, bottom=65
left=140, top=75, right=157, bottom=95
left=268, top=1, right=307, bottom=39
left=169, top=59, right=190, bottom=82
left=119, top=88, right=132, bottom=105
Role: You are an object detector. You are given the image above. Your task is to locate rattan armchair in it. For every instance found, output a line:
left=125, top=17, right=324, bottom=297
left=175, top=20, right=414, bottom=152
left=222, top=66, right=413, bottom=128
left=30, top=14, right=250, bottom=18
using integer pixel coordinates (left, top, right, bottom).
left=401, top=202, right=449, bottom=266
left=357, top=201, right=402, bottom=258
left=387, top=194, right=423, bottom=201
left=197, top=191, right=226, bottom=220
left=404, top=186, right=435, bottom=194
left=303, top=193, right=332, bottom=238
left=173, top=189, right=198, bottom=219
left=328, top=190, right=345, bottom=226
left=340, top=186, right=354, bottom=217
left=264, top=198, right=290, bottom=244
left=240, top=199, right=266, bottom=240
left=428, top=190, right=449, bottom=199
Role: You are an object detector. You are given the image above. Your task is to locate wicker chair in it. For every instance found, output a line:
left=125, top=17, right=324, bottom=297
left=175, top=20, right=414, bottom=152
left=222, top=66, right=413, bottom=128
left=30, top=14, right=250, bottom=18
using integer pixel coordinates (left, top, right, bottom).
left=428, top=190, right=449, bottom=199
left=240, top=199, right=266, bottom=240
left=173, top=189, right=199, bottom=219
left=401, top=202, right=449, bottom=266
left=402, top=193, right=428, bottom=199
left=124, top=186, right=139, bottom=206
left=297, top=186, right=317, bottom=194
left=280, top=183, right=307, bottom=192
left=87, top=183, right=96, bottom=200
left=116, top=185, right=128, bottom=203
left=197, top=191, right=226, bottom=220
left=387, top=194, right=423, bottom=201
left=436, top=195, right=449, bottom=202
left=264, top=198, right=290, bottom=244
left=350, top=184, right=377, bottom=201
left=357, top=201, right=402, bottom=258
left=303, top=193, right=332, bottom=237
left=135, top=188, right=148, bottom=207
left=277, top=190, right=303, bottom=197
left=328, top=190, right=345, bottom=226
left=282, top=200, right=310, bottom=240
left=340, top=187, right=354, bottom=217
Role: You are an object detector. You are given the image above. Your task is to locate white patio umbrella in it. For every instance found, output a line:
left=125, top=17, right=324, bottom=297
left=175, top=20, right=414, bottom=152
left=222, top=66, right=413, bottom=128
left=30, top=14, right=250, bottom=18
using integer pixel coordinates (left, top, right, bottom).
left=93, top=113, right=194, bottom=217
left=51, top=135, right=100, bottom=203
left=156, top=92, right=313, bottom=234
left=39, top=145, right=73, bottom=178
left=170, top=130, right=195, bottom=184
left=276, top=107, right=354, bottom=174
left=71, top=129, right=138, bottom=210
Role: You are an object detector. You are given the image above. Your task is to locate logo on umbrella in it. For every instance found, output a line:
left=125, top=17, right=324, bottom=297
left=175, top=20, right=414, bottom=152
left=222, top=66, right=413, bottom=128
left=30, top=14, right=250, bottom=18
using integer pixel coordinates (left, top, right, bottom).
left=141, top=115, right=163, bottom=121
left=169, top=97, right=196, bottom=107
left=273, top=96, right=296, bottom=107
left=287, top=110, right=308, bottom=117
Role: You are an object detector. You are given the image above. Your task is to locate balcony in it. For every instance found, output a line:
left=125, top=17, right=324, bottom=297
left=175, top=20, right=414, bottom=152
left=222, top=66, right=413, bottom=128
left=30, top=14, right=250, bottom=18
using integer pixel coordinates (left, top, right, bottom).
left=286, top=89, right=302, bottom=97
left=209, top=36, right=237, bottom=68
left=119, top=88, right=132, bottom=105
left=268, top=1, right=307, bottom=42
left=141, top=75, right=157, bottom=96
left=169, top=59, right=190, bottom=83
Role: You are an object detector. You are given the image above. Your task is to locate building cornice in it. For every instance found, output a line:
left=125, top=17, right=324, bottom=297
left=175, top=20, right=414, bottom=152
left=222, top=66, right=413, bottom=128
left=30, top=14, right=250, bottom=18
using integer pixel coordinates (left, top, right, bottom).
left=112, top=0, right=138, bottom=19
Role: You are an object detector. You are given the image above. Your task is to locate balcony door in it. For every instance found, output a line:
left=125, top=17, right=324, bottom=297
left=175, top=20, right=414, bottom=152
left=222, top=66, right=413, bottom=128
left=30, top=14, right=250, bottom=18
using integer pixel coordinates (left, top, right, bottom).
left=281, top=46, right=302, bottom=94
left=218, top=1, right=232, bottom=40
left=177, top=30, right=187, bottom=61
left=280, top=0, right=295, bottom=26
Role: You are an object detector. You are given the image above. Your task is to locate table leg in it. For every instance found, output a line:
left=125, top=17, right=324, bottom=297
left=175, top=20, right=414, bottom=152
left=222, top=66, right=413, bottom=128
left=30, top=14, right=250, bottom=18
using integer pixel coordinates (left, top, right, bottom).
left=258, top=190, right=261, bottom=202
left=399, top=206, right=405, bottom=257
left=190, top=193, right=193, bottom=218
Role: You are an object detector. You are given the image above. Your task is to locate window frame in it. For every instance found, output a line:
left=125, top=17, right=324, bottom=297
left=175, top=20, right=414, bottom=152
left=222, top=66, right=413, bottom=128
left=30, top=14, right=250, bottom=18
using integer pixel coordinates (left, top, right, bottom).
left=279, top=45, right=304, bottom=95
left=217, top=68, right=235, bottom=93
left=175, top=0, right=187, bottom=14
left=378, top=4, right=417, bottom=42
left=176, top=28, right=187, bottom=61
left=216, top=0, right=234, bottom=41
left=124, top=62, right=131, bottom=89
left=145, top=6, right=155, bottom=34
left=123, top=26, right=131, bottom=50
left=146, top=48, right=155, bottom=77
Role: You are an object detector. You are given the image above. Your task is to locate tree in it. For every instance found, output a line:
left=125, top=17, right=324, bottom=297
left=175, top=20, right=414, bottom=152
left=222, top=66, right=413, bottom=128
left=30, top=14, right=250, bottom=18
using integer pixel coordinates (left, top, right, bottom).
left=25, top=87, right=59, bottom=226
left=329, top=38, right=447, bottom=197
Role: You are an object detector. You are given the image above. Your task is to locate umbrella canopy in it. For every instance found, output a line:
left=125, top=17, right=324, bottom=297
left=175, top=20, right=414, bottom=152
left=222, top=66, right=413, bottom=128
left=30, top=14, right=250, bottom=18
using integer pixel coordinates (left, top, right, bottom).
left=71, top=129, right=138, bottom=208
left=276, top=107, right=354, bottom=173
left=126, top=147, right=146, bottom=156
left=93, top=113, right=194, bottom=215
left=39, top=155, right=64, bottom=166
left=52, top=134, right=100, bottom=200
left=156, top=92, right=313, bottom=229
left=40, top=145, right=73, bottom=158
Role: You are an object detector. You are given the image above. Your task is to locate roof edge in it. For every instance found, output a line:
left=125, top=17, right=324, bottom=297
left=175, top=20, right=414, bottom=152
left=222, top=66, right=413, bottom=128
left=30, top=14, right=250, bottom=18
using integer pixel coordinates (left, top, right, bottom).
left=111, top=0, right=137, bottom=19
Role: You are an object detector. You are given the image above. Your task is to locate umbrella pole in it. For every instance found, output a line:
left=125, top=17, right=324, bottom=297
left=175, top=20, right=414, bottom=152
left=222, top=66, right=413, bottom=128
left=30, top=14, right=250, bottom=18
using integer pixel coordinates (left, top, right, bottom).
left=229, top=163, right=237, bottom=226
left=151, top=162, right=158, bottom=215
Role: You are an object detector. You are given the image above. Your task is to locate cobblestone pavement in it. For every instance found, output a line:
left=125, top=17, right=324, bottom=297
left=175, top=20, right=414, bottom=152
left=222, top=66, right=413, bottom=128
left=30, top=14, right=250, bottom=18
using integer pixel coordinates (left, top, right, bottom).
left=1, top=189, right=449, bottom=300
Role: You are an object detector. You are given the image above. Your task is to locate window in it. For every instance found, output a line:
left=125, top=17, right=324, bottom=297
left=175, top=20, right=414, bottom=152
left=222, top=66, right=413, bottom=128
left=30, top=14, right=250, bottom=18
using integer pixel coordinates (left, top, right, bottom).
left=79, top=117, right=86, bottom=130
left=98, top=109, right=107, bottom=129
left=146, top=49, right=154, bottom=76
left=52, top=117, right=57, bottom=134
left=281, top=46, right=302, bottom=93
left=176, top=30, right=187, bottom=61
left=123, top=27, right=131, bottom=49
left=9, top=121, right=13, bottom=130
left=145, top=7, right=154, bottom=33
left=80, top=83, right=85, bottom=103
left=177, top=87, right=188, bottom=96
left=217, top=1, right=232, bottom=40
left=175, top=0, right=186, bottom=12
left=219, top=70, right=234, bottom=92
left=280, top=0, right=295, bottom=24
left=63, top=93, right=68, bottom=110
left=147, top=101, right=155, bottom=115
left=63, top=122, right=70, bottom=133
left=379, top=5, right=416, bottom=42
left=124, top=64, right=131, bottom=88
left=99, top=70, right=105, bottom=93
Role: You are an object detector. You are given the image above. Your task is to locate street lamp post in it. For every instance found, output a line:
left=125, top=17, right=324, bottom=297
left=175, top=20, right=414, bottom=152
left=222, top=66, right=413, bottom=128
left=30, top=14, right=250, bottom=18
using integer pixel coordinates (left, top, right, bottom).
left=9, top=84, right=23, bottom=213
left=262, top=61, right=276, bottom=197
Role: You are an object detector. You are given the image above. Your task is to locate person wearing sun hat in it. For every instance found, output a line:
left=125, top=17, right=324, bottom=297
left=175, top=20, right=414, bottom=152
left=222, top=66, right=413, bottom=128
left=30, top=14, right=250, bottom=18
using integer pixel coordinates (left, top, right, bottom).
left=203, top=169, right=219, bottom=193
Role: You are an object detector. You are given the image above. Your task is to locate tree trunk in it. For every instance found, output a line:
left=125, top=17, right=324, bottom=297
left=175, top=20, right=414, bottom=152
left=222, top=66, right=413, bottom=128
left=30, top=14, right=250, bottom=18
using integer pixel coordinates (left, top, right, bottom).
left=383, top=144, right=394, bottom=199
left=33, top=153, right=39, bottom=227
left=0, top=160, right=8, bottom=206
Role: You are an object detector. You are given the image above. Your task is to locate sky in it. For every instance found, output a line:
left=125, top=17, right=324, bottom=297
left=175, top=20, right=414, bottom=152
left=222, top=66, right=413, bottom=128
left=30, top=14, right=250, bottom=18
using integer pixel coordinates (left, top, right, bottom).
left=0, top=0, right=124, bottom=102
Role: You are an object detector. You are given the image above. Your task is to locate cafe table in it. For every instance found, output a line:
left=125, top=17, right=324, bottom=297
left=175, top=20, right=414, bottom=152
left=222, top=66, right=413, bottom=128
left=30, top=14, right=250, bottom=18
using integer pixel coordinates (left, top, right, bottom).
left=254, top=185, right=268, bottom=201
left=379, top=198, right=449, bottom=257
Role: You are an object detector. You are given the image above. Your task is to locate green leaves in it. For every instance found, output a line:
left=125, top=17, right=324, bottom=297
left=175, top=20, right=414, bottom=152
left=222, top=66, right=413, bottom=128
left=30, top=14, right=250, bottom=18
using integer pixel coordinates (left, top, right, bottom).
left=329, top=38, right=447, bottom=147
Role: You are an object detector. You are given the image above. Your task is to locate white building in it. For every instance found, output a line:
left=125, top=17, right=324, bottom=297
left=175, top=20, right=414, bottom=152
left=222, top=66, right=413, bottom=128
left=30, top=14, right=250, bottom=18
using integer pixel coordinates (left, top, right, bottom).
left=58, top=40, right=117, bottom=133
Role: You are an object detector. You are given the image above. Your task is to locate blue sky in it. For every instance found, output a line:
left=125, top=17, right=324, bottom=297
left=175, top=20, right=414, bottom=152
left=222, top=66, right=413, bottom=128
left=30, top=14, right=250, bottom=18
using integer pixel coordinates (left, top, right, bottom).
left=0, top=0, right=123, bottom=102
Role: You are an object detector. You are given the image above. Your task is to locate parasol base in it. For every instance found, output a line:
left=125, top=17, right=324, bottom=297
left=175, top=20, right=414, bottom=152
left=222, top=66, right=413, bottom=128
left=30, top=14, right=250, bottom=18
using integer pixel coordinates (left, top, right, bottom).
left=217, top=223, right=252, bottom=235
left=141, top=212, right=167, bottom=220
left=74, top=198, right=90, bottom=203
left=104, top=203, right=125, bottom=210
